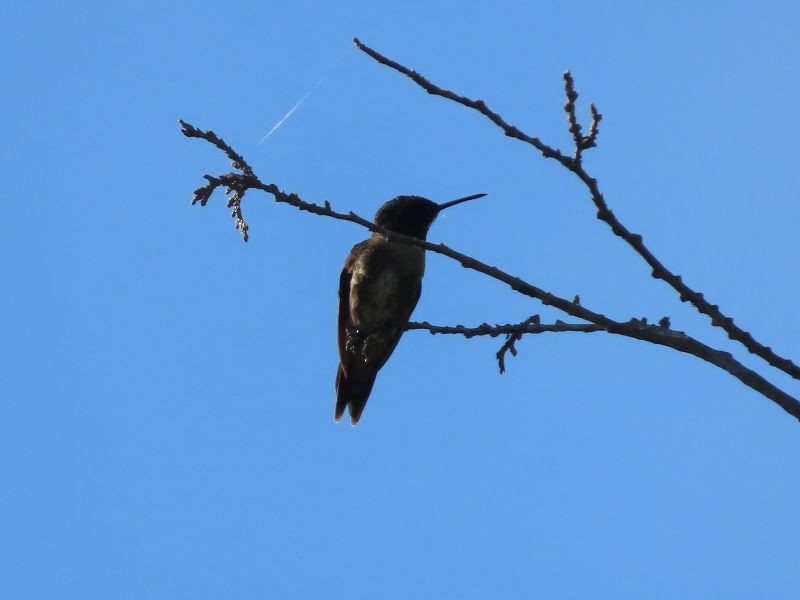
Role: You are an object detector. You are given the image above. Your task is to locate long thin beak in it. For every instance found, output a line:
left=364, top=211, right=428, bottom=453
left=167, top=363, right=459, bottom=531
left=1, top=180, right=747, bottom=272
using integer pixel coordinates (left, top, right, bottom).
left=437, top=193, right=487, bottom=211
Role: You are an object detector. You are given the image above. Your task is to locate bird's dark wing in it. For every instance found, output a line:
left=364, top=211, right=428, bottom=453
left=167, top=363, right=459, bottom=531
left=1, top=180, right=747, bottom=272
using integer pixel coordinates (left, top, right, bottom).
left=336, top=262, right=353, bottom=379
left=335, top=241, right=368, bottom=423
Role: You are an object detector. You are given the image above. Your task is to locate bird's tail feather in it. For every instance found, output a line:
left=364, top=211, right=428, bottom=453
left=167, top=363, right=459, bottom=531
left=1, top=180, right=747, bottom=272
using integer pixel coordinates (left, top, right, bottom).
left=334, top=365, right=377, bottom=426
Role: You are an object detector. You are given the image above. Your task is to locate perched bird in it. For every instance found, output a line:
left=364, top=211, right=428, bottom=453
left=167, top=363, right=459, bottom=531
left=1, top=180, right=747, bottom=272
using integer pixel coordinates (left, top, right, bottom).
left=335, top=193, right=486, bottom=425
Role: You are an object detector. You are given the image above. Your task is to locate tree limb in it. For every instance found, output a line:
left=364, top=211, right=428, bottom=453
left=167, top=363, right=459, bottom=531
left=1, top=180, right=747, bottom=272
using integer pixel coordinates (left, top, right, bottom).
left=405, top=318, right=604, bottom=338
left=179, top=119, right=800, bottom=421
left=352, top=37, right=800, bottom=383
left=408, top=315, right=604, bottom=374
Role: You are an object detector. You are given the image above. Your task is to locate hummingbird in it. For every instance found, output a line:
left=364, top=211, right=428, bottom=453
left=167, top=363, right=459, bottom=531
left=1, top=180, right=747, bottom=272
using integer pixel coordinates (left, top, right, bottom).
left=334, top=192, right=486, bottom=425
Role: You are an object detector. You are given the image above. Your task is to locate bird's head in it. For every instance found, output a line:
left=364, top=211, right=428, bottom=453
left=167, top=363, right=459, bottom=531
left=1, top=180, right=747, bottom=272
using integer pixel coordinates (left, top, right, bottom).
left=373, top=193, right=486, bottom=239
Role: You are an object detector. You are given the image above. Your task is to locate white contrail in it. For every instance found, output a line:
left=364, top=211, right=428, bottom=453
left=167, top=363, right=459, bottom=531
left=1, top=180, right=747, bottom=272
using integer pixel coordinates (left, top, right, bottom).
left=257, top=46, right=353, bottom=146
left=258, top=90, right=313, bottom=144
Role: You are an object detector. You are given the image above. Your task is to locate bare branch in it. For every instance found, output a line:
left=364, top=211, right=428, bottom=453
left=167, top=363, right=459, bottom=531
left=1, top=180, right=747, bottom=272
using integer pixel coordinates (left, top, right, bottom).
left=352, top=37, right=800, bottom=383
left=410, top=315, right=590, bottom=374
left=405, top=319, right=604, bottom=337
left=180, top=119, right=800, bottom=421
left=351, top=38, right=572, bottom=167
left=180, top=120, right=253, bottom=176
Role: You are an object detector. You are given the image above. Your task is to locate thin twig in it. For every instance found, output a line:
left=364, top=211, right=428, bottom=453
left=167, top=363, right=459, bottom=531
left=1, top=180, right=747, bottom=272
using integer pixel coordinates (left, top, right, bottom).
left=405, top=319, right=604, bottom=337
left=585, top=103, right=602, bottom=149
left=408, top=317, right=652, bottom=374
left=496, top=315, right=539, bottom=374
left=180, top=120, right=253, bottom=176
left=562, top=71, right=584, bottom=160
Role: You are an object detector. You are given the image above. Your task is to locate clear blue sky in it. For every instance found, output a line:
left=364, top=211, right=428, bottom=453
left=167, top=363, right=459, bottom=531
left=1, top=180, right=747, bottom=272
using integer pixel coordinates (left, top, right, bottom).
left=3, top=1, right=800, bottom=598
